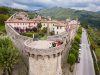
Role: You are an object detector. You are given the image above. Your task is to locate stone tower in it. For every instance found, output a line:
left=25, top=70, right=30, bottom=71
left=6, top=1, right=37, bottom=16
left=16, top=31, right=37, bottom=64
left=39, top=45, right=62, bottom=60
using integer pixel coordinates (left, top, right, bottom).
left=24, top=39, right=65, bottom=75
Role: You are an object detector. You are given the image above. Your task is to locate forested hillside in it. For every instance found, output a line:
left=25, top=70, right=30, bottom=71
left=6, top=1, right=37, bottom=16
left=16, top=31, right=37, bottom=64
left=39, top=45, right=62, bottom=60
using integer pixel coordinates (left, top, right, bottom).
left=38, top=7, right=100, bottom=29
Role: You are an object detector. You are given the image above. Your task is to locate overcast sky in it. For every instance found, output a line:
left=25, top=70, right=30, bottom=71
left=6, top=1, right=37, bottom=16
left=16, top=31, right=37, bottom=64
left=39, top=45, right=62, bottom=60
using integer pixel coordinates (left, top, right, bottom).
left=0, top=0, right=100, bottom=11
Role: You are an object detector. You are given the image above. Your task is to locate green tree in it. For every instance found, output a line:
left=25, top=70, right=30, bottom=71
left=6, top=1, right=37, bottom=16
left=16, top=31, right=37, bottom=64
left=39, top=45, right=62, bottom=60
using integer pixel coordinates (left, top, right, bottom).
left=67, top=53, right=76, bottom=72
left=0, top=14, right=9, bottom=24
left=41, top=27, right=47, bottom=33
left=0, top=7, right=9, bottom=14
left=37, top=23, right=42, bottom=29
left=0, top=37, right=19, bottom=75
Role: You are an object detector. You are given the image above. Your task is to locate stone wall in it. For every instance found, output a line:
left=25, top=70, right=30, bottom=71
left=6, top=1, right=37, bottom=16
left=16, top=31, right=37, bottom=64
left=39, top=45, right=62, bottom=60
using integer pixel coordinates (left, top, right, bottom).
left=5, top=24, right=30, bottom=75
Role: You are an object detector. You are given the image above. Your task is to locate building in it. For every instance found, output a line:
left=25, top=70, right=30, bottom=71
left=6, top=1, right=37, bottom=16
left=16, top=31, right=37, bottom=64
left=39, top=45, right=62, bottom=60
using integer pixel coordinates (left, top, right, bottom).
left=5, top=12, right=80, bottom=35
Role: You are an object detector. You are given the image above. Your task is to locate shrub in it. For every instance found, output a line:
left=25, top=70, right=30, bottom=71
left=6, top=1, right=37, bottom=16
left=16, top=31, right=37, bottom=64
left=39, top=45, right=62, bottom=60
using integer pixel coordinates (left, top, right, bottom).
left=41, top=27, right=47, bottom=33
left=67, top=53, right=76, bottom=66
left=39, top=32, right=44, bottom=37
left=50, top=31, right=55, bottom=35
left=34, top=33, right=39, bottom=38
left=32, top=27, right=37, bottom=32
left=37, top=23, right=42, bottom=29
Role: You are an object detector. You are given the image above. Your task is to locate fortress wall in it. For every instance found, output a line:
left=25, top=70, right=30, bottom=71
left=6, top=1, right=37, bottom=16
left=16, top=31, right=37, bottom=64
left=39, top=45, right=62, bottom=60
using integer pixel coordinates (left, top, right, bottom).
left=5, top=24, right=30, bottom=51
left=5, top=24, right=30, bottom=74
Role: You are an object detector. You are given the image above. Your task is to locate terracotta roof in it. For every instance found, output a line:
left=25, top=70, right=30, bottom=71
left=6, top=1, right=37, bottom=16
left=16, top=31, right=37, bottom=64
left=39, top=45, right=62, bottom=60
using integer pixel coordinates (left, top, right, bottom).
left=68, top=20, right=78, bottom=25
left=55, top=21, right=67, bottom=27
left=5, top=20, right=34, bottom=23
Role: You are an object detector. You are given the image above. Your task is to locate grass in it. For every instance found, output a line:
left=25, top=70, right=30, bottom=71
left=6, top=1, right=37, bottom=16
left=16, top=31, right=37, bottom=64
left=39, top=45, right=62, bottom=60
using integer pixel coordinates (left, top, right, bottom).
left=0, top=24, right=6, bottom=35
left=40, top=35, right=47, bottom=40
left=0, top=24, right=5, bottom=31
left=21, top=32, right=35, bottom=37
left=0, top=24, right=6, bottom=34
left=95, top=47, right=100, bottom=60
left=21, top=31, right=47, bottom=40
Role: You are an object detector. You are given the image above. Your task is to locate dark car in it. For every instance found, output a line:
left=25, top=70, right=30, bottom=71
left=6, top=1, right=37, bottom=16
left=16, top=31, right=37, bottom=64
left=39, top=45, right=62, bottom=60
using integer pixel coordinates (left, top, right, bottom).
left=77, top=57, right=80, bottom=63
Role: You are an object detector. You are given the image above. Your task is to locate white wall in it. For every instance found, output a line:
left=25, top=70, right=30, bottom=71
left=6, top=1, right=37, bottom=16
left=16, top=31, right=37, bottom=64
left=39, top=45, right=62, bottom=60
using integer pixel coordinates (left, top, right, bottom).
left=54, top=26, right=65, bottom=34
left=7, top=22, right=37, bottom=29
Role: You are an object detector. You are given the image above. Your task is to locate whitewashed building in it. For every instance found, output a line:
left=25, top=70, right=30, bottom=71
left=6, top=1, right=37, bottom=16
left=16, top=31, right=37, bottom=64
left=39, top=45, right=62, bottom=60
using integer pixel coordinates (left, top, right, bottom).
left=5, top=12, right=80, bottom=35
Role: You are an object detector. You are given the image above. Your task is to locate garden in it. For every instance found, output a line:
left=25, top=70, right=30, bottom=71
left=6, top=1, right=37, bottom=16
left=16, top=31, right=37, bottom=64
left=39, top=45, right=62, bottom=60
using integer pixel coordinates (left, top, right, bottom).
left=20, top=23, right=48, bottom=40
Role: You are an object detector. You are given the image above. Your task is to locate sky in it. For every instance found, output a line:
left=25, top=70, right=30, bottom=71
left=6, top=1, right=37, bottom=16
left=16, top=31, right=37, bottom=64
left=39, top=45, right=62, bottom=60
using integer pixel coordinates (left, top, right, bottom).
left=0, top=0, right=100, bottom=12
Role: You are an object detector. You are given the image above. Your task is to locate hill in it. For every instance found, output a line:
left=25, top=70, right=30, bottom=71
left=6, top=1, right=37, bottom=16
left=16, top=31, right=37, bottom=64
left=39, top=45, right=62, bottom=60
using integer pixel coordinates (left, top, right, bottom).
left=37, top=7, right=100, bottom=29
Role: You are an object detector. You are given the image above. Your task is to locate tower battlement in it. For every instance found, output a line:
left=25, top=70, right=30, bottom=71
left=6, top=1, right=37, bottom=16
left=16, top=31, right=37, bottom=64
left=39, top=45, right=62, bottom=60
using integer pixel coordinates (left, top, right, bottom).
left=24, top=38, right=65, bottom=56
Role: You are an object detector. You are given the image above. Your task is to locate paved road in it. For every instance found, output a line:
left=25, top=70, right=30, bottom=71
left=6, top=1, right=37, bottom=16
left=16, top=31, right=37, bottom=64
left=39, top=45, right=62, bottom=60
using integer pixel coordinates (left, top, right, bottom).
left=74, top=28, right=95, bottom=75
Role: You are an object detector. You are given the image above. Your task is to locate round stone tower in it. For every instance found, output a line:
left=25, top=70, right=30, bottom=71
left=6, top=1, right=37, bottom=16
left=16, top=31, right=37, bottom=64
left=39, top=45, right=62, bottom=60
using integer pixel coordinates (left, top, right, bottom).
left=24, top=39, right=65, bottom=75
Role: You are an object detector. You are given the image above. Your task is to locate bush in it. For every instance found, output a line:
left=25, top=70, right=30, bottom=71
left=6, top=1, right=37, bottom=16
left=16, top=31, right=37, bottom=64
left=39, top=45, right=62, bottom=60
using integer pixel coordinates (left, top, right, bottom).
left=39, top=32, right=44, bottom=37
left=34, top=33, right=39, bottom=38
left=37, top=23, right=42, bottom=29
left=50, top=31, right=55, bottom=35
left=32, top=27, right=37, bottom=32
left=21, top=32, right=33, bottom=37
left=75, top=35, right=80, bottom=43
left=41, top=27, right=47, bottom=33
left=67, top=53, right=76, bottom=66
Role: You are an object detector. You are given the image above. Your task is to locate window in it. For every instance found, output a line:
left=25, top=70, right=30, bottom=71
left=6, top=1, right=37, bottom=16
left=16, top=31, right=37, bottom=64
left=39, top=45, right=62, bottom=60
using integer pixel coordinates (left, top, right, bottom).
left=57, top=31, right=58, bottom=34
left=53, top=28, right=54, bottom=31
left=57, top=26, right=59, bottom=29
left=60, top=26, right=62, bottom=29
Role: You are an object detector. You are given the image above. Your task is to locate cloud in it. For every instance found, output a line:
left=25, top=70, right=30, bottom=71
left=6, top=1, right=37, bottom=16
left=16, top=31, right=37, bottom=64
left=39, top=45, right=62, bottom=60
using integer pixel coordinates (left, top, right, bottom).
left=0, top=0, right=100, bottom=11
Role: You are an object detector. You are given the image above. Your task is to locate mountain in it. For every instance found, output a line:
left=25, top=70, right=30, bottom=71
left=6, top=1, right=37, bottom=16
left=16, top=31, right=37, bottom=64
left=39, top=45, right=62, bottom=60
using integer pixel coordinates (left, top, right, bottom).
left=37, top=7, right=100, bottom=29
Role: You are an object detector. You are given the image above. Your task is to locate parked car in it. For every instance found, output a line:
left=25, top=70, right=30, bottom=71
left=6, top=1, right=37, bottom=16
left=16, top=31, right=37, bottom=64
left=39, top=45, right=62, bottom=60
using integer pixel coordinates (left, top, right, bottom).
left=77, top=57, right=80, bottom=63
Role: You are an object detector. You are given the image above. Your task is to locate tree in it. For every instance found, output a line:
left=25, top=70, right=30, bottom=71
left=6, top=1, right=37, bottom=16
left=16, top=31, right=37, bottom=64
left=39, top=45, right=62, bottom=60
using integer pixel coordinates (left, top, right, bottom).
left=49, top=31, right=55, bottom=35
left=0, top=14, right=9, bottom=24
left=41, top=27, right=47, bottom=33
left=37, top=23, right=42, bottom=29
left=80, top=21, right=88, bottom=29
left=32, top=27, right=37, bottom=32
left=0, top=37, right=19, bottom=75
left=67, top=53, right=76, bottom=72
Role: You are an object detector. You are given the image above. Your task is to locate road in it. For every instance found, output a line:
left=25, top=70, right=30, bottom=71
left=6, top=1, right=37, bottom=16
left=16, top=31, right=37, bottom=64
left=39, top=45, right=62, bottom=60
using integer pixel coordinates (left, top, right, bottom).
left=74, top=28, right=95, bottom=75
